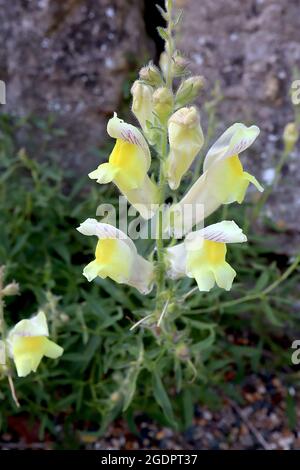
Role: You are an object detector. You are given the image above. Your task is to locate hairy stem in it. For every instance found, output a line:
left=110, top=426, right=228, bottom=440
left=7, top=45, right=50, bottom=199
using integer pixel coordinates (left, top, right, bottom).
left=155, top=1, right=175, bottom=311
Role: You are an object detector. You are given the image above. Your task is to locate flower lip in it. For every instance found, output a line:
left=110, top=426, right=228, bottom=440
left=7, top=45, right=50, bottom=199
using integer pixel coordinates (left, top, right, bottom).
left=107, top=113, right=151, bottom=168
left=168, top=106, right=200, bottom=128
left=203, top=123, right=260, bottom=172
left=8, top=311, right=49, bottom=339
left=77, top=218, right=128, bottom=241
left=186, top=221, right=247, bottom=248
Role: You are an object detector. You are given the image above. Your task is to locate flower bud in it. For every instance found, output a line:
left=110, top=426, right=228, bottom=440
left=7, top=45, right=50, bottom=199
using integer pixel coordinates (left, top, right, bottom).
left=175, top=343, right=190, bottom=361
left=283, top=122, right=299, bottom=153
left=166, top=106, right=204, bottom=189
left=59, top=313, right=70, bottom=323
left=131, top=80, right=154, bottom=137
left=175, top=76, right=205, bottom=107
left=110, top=391, right=121, bottom=403
left=1, top=281, right=19, bottom=297
left=159, top=51, right=168, bottom=80
left=153, top=87, right=173, bottom=123
left=139, top=62, right=163, bottom=87
left=172, top=52, right=189, bottom=77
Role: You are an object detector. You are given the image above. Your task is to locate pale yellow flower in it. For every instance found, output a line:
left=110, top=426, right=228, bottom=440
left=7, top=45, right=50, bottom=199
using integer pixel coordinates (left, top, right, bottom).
left=131, top=80, right=154, bottom=140
left=166, top=221, right=247, bottom=292
left=77, top=218, right=154, bottom=294
left=89, top=114, right=158, bottom=219
left=166, top=106, right=204, bottom=190
left=8, top=311, right=63, bottom=377
left=167, top=123, right=263, bottom=236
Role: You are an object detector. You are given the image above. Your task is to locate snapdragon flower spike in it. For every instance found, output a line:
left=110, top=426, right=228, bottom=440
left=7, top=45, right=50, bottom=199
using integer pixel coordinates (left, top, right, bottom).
left=77, top=218, right=154, bottom=294
left=89, top=114, right=159, bottom=219
left=166, top=221, right=247, bottom=292
left=7, top=311, right=63, bottom=377
left=166, top=107, right=204, bottom=190
left=168, top=123, right=263, bottom=236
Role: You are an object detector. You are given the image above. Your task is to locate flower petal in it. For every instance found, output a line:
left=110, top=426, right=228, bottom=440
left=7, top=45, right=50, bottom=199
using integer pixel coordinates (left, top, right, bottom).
left=204, top=123, right=260, bottom=171
left=166, top=172, right=219, bottom=237
left=122, top=175, right=159, bottom=220
left=83, top=259, right=102, bottom=282
left=107, top=113, right=151, bottom=169
left=166, top=107, right=204, bottom=190
left=189, top=268, right=216, bottom=292
left=89, top=162, right=119, bottom=184
left=213, top=262, right=236, bottom=291
left=77, top=219, right=129, bottom=243
left=166, top=243, right=187, bottom=279
left=243, top=171, right=264, bottom=192
left=9, top=311, right=49, bottom=338
left=187, top=221, right=247, bottom=245
left=43, top=338, right=64, bottom=359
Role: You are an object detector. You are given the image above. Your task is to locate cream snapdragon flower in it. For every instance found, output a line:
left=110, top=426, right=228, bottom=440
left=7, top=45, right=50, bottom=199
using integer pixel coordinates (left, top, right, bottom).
left=8, top=311, right=63, bottom=377
left=77, top=218, right=154, bottom=294
left=166, top=221, right=247, bottom=292
left=89, top=114, right=158, bottom=219
left=168, top=123, right=263, bottom=236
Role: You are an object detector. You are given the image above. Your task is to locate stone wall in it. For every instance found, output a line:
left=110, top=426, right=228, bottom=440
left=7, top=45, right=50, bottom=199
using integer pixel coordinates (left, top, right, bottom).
left=176, top=0, right=300, bottom=237
left=0, top=0, right=152, bottom=171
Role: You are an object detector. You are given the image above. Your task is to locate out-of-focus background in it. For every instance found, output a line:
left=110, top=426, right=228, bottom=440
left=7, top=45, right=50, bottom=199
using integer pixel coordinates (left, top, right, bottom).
left=0, top=0, right=300, bottom=450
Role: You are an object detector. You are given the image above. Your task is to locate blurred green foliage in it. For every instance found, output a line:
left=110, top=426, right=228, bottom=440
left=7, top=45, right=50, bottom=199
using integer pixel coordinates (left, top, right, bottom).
left=0, top=114, right=299, bottom=446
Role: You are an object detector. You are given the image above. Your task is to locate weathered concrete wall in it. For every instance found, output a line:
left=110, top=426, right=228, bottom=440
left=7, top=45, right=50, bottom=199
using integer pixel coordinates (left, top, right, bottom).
left=176, top=0, right=300, bottom=237
left=0, top=0, right=152, bottom=171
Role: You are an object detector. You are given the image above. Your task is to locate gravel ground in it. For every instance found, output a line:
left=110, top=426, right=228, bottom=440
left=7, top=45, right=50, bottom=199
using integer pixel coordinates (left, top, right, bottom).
left=1, top=373, right=298, bottom=450
left=86, top=374, right=299, bottom=451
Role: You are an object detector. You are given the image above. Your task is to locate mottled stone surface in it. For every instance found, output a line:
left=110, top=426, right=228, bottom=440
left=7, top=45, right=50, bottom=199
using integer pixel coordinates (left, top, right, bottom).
left=0, top=0, right=152, bottom=171
left=176, top=0, right=300, bottom=238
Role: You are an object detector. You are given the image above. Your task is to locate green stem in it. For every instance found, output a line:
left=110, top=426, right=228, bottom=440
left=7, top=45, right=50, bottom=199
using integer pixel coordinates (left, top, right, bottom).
left=165, top=1, right=174, bottom=90
left=155, top=0, right=175, bottom=309
left=156, top=131, right=168, bottom=293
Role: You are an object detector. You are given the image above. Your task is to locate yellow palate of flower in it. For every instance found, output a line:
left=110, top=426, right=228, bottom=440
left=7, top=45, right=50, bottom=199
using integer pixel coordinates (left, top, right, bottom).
left=94, top=238, right=132, bottom=282
left=109, top=139, right=147, bottom=191
left=188, top=239, right=226, bottom=267
left=208, top=154, right=263, bottom=204
left=187, top=239, right=236, bottom=292
left=12, top=336, right=63, bottom=377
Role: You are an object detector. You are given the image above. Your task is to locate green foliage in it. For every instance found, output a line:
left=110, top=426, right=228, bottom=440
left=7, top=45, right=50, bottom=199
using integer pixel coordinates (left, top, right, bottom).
left=0, top=108, right=299, bottom=443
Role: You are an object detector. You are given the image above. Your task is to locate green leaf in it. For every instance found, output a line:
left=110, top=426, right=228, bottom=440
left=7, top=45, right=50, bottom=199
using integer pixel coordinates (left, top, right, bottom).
left=157, top=27, right=169, bottom=41
left=122, top=367, right=140, bottom=411
left=286, top=393, right=297, bottom=429
left=262, top=301, right=284, bottom=327
left=254, top=271, right=270, bottom=291
left=152, top=371, right=177, bottom=427
left=173, top=9, right=183, bottom=26
left=182, top=388, right=194, bottom=429
left=191, top=329, right=216, bottom=353
left=156, top=4, right=167, bottom=20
